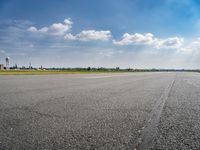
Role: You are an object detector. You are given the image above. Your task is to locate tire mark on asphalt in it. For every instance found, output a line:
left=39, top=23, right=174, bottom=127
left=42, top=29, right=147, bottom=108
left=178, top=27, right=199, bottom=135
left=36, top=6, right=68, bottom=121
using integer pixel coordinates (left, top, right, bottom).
left=135, top=74, right=176, bottom=150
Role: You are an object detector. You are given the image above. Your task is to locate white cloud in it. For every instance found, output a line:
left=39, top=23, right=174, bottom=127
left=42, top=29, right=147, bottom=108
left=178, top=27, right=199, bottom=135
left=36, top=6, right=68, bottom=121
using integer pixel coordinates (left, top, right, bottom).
left=64, top=33, right=76, bottom=40
left=113, top=32, right=184, bottom=49
left=64, top=30, right=112, bottom=41
left=28, top=18, right=73, bottom=36
left=113, top=33, right=156, bottom=45
left=27, top=26, right=37, bottom=32
left=77, top=30, right=112, bottom=41
left=158, top=37, right=184, bottom=49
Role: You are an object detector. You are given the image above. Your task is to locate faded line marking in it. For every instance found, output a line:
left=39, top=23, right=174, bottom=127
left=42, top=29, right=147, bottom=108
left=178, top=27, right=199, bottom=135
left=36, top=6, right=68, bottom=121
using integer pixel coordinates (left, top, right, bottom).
left=82, top=74, right=138, bottom=79
left=83, top=76, right=113, bottom=79
left=136, top=75, right=176, bottom=150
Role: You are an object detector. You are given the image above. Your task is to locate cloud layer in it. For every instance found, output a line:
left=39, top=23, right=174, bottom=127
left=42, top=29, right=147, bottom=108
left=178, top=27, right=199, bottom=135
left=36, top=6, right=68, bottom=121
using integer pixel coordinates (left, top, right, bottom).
left=25, top=17, right=200, bottom=55
left=26, top=18, right=185, bottom=51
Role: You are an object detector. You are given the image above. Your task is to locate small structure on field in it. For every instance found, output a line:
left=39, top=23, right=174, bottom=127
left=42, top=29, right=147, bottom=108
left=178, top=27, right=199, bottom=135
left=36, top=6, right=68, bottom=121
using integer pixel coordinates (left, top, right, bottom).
left=0, top=64, right=4, bottom=70
left=29, top=62, right=32, bottom=69
left=5, top=57, right=10, bottom=70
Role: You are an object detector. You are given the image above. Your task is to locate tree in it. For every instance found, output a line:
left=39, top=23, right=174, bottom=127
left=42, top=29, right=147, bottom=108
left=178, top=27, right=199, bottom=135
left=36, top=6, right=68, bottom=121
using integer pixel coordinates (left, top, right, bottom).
left=116, top=67, right=120, bottom=70
left=87, top=67, right=91, bottom=71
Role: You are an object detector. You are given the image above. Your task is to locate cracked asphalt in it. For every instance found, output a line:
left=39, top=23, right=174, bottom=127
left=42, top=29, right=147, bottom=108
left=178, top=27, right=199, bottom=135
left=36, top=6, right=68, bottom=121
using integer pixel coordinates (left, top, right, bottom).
left=0, top=72, right=200, bottom=149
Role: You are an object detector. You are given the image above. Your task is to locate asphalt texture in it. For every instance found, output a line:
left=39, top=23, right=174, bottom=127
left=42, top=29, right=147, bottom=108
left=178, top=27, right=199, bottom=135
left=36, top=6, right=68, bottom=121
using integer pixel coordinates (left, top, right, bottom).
left=0, top=72, right=200, bottom=150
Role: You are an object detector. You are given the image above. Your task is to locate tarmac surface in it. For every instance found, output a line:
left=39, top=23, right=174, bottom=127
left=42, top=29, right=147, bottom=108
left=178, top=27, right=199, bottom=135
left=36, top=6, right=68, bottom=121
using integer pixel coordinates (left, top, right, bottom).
left=0, top=72, right=200, bottom=149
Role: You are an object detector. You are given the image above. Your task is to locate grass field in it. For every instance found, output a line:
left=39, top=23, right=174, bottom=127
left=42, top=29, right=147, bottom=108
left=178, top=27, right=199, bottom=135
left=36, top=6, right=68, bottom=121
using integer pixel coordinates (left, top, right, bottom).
left=0, top=70, right=127, bottom=75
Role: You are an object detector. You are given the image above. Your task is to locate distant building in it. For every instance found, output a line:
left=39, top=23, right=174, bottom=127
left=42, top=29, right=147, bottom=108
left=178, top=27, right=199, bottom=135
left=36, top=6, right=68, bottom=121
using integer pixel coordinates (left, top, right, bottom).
left=0, top=64, right=4, bottom=70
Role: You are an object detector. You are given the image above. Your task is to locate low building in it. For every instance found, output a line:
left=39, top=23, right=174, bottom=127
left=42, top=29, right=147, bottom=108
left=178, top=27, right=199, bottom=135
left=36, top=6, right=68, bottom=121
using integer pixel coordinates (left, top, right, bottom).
left=0, top=64, right=4, bottom=70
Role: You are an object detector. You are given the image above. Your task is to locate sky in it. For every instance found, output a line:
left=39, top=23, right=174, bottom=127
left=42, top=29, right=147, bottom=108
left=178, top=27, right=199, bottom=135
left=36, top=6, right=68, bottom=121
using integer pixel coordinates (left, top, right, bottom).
left=1, top=0, right=200, bottom=69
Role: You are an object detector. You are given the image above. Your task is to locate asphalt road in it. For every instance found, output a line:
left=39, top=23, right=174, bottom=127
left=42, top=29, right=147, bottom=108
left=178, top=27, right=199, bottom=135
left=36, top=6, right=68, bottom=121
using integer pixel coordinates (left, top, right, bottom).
left=0, top=72, right=200, bottom=150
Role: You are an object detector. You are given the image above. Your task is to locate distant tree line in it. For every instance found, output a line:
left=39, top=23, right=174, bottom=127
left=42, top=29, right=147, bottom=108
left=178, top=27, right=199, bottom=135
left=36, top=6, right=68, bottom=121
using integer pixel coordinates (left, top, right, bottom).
left=44, top=67, right=200, bottom=72
left=7, top=65, right=200, bottom=73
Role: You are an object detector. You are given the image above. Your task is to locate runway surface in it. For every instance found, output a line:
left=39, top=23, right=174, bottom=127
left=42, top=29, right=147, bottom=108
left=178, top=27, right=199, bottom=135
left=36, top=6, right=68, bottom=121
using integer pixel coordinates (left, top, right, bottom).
left=0, top=72, right=200, bottom=149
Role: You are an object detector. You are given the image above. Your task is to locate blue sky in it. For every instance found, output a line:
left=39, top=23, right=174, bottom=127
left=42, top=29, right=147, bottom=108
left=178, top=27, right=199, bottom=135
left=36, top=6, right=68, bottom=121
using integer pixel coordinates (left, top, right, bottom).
left=1, top=0, right=200, bottom=68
